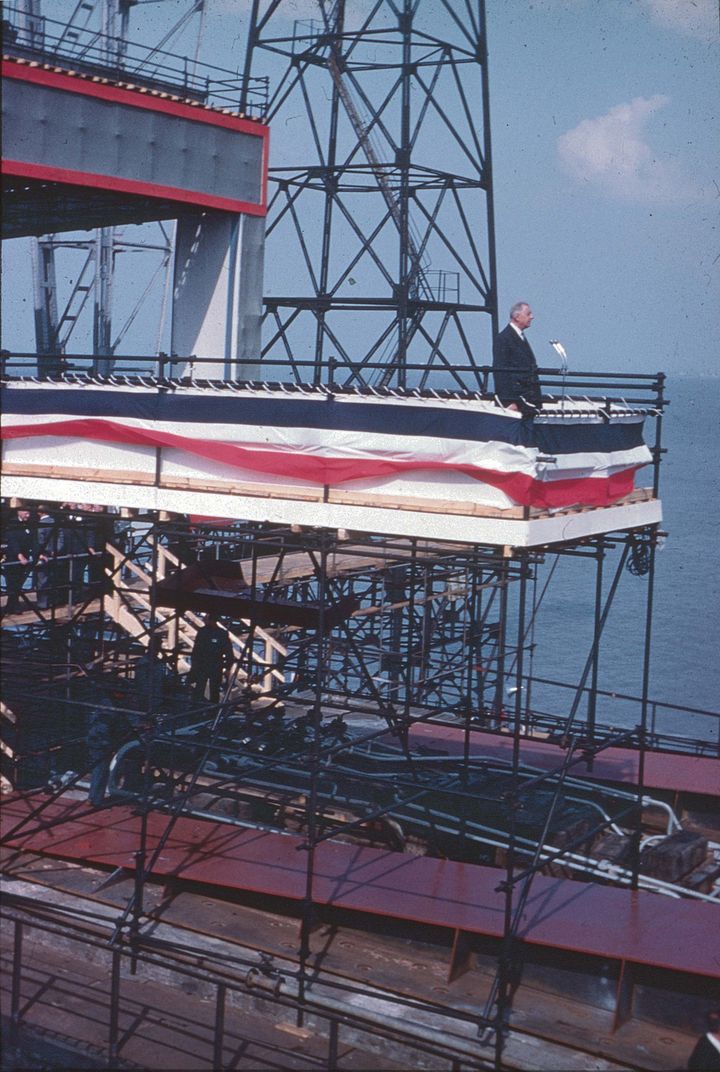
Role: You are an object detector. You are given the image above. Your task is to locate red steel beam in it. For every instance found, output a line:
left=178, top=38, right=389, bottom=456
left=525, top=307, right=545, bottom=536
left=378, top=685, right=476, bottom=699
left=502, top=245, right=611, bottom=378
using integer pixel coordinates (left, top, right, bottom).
left=2, top=795, right=717, bottom=979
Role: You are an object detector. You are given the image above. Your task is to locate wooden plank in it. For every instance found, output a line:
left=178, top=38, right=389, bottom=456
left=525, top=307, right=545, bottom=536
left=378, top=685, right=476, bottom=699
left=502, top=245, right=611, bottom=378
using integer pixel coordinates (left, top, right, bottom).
left=160, top=473, right=325, bottom=503
left=327, top=487, right=525, bottom=519
left=528, top=486, right=655, bottom=519
left=0, top=596, right=104, bottom=623
left=3, top=462, right=654, bottom=523
left=0, top=464, right=324, bottom=502
left=1, top=463, right=156, bottom=486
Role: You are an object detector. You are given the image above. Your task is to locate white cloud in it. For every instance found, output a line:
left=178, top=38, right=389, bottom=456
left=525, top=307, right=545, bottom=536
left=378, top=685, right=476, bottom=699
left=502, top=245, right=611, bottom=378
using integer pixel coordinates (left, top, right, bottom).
left=641, top=0, right=718, bottom=41
left=557, top=96, right=700, bottom=203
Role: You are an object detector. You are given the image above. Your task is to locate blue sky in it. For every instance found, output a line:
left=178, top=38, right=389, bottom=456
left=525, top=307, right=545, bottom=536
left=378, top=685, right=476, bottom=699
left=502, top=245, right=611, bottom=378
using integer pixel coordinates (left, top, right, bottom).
left=484, top=0, right=719, bottom=377
left=2, top=0, right=718, bottom=377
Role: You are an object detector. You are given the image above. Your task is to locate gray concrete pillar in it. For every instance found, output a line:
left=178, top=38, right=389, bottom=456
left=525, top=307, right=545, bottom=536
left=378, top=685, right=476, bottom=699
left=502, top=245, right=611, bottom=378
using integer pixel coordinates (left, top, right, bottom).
left=171, top=211, right=265, bottom=380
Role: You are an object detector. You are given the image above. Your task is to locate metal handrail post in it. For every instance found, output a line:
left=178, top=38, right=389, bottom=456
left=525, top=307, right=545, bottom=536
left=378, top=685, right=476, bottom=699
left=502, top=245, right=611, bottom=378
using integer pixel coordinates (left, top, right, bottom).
left=327, top=1018, right=339, bottom=1069
left=494, top=550, right=528, bottom=1070
left=213, top=982, right=226, bottom=1068
left=631, top=528, right=658, bottom=890
left=587, top=538, right=605, bottom=751
left=108, top=947, right=121, bottom=1068
left=10, top=919, right=23, bottom=1048
left=298, top=529, right=331, bottom=1021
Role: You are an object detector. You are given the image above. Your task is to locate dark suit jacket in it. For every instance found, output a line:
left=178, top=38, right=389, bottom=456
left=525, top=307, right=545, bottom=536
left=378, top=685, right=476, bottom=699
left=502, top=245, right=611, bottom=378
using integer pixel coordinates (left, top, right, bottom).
left=492, top=324, right=542, bottom=415
left=5, top=519, right=35, bottom=563
left=688, top=1034, right=720, bottom=1070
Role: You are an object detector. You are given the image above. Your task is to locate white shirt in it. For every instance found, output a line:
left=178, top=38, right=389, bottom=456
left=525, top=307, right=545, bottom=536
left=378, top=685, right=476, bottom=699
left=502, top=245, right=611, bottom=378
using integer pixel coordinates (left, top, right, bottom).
left=509, top=321, right=525, bottom=340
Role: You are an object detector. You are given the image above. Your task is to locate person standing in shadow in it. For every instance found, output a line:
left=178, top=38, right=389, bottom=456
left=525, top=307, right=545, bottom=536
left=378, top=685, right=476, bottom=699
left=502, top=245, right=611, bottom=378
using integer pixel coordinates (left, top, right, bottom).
left=188, top=613, right=234, bottom=705
left=134, top=632, right=170, bottom=721
left=86, top=504, right=113, bottom=596
left=86, top=690, right=130, bottom=807
left=3, top=507, right=34, bottom=615
left=36, top=508, right=67, bottom=610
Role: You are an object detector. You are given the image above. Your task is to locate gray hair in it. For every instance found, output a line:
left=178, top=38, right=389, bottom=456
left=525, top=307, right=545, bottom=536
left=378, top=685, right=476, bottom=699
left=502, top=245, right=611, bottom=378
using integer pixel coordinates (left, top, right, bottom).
left=509, top=301, right=529, bottom=321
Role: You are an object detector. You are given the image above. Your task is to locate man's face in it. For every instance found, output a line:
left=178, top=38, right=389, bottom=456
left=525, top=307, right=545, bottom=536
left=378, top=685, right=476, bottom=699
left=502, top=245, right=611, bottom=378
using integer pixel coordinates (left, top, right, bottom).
left=513, top=305, right=534, bottom=331
left=17, top=511, right=31, bottom=522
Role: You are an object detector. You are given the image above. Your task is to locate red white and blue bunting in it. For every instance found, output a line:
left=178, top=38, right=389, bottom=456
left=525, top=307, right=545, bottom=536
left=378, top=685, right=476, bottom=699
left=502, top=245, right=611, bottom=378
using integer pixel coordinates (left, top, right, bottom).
left=1, top=383, right=652, bottom=511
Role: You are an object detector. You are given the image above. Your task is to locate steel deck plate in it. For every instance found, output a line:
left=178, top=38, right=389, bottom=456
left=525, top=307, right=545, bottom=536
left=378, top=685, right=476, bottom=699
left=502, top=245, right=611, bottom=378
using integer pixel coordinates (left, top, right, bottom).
left=407, top=724, right=720, bottom=797
left=2, top=795, right=717, bottom=979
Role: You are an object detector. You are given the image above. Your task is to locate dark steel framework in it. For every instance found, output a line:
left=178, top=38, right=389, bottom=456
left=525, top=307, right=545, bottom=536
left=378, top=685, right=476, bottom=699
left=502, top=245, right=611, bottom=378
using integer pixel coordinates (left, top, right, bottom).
left=2, top=374, right=718, bottom=1066
left=242, top=0, right=498, bottom=389
left=2, top=4, right=719, bottom=1069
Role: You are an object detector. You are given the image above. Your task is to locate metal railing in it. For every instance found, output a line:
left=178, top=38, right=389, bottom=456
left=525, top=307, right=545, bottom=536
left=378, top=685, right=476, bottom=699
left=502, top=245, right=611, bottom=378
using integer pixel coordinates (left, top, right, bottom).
left=0, top=350, right=667, bottom=410
left=1, top=4, right=268, bottom=116
left=3, top=895, right=495, bottom=1071
left=517, top=675, right=720, bottom=757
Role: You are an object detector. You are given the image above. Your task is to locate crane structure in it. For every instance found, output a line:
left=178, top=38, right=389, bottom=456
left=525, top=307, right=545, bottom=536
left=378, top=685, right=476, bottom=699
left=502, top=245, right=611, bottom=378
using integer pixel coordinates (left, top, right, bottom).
left=243, top=0, right=498, bottom=389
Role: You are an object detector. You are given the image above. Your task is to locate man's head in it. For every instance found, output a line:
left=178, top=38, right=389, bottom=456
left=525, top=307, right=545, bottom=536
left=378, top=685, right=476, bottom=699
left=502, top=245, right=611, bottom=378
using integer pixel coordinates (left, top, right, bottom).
left=510, top=302, right=533, bottom=331
left=16, top=509, right=31, bottom=522
left=205, top=613, right=217, bottom=627
left=708, top=1009, right=720, bottom=1037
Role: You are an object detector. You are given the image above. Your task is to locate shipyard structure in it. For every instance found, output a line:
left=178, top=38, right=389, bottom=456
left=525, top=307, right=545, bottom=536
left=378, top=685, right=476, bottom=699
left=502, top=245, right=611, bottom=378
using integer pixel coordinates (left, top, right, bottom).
left=1, top=3, right=718, bottom=1070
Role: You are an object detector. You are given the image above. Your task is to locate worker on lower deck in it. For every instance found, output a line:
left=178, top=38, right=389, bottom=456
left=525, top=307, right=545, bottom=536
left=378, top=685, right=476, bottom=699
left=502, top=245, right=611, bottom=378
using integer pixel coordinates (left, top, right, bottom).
left=134, top=632, right=169, bottom=721
left=86, top=504, right=113, bottom=596
left=36, top=508, right=67, bottom=609
left=2, top=508, right=34, bottom=615
left=60, top=504, right=89, bottom=604
left=86, top=690, right=130, bottom=807
left=188, top=613, right=234, bottom=705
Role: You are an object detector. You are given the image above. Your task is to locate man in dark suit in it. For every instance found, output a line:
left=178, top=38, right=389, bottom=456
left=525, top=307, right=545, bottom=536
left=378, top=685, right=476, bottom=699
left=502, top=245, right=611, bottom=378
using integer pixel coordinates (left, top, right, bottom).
left=687, top=1008, right=720, bottom=1070
left=492, top=301, right=542, bottom=417
left=2, top=508, right=35, bottom=615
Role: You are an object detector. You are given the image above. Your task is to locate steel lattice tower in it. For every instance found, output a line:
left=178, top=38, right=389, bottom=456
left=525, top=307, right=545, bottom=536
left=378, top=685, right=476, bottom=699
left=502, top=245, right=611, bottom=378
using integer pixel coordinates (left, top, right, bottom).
left=243, top=0, right=498, bottom=390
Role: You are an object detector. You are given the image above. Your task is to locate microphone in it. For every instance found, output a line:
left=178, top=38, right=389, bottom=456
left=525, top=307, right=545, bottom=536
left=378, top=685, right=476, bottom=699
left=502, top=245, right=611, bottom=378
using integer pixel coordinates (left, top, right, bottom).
left=549, top=339, right=568, bottom=373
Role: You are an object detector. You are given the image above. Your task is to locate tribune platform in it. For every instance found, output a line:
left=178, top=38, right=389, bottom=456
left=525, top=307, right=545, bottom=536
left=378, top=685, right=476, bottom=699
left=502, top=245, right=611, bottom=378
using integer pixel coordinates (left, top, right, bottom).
left=2, top=379, right=662, bottom=548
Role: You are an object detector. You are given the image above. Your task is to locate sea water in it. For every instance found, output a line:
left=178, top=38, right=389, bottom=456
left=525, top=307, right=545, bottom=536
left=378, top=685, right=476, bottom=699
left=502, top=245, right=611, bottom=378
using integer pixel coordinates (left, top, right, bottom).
left=527, top=376, right=719, bottom=746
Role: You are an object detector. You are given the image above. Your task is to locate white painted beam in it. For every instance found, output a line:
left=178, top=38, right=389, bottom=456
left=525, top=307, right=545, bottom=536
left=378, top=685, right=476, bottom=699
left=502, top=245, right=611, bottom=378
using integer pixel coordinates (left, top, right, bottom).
left=1, top=474, right=662, bottom=549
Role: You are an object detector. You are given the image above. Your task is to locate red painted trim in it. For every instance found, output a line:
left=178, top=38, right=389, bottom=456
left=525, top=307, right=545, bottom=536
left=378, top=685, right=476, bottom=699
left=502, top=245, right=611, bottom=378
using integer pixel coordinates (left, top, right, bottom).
left=261, top=122, right=270, bottom=210
left=2, top=159, right=266, bottom=217
left=1, top=59, right=269, bottom=139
